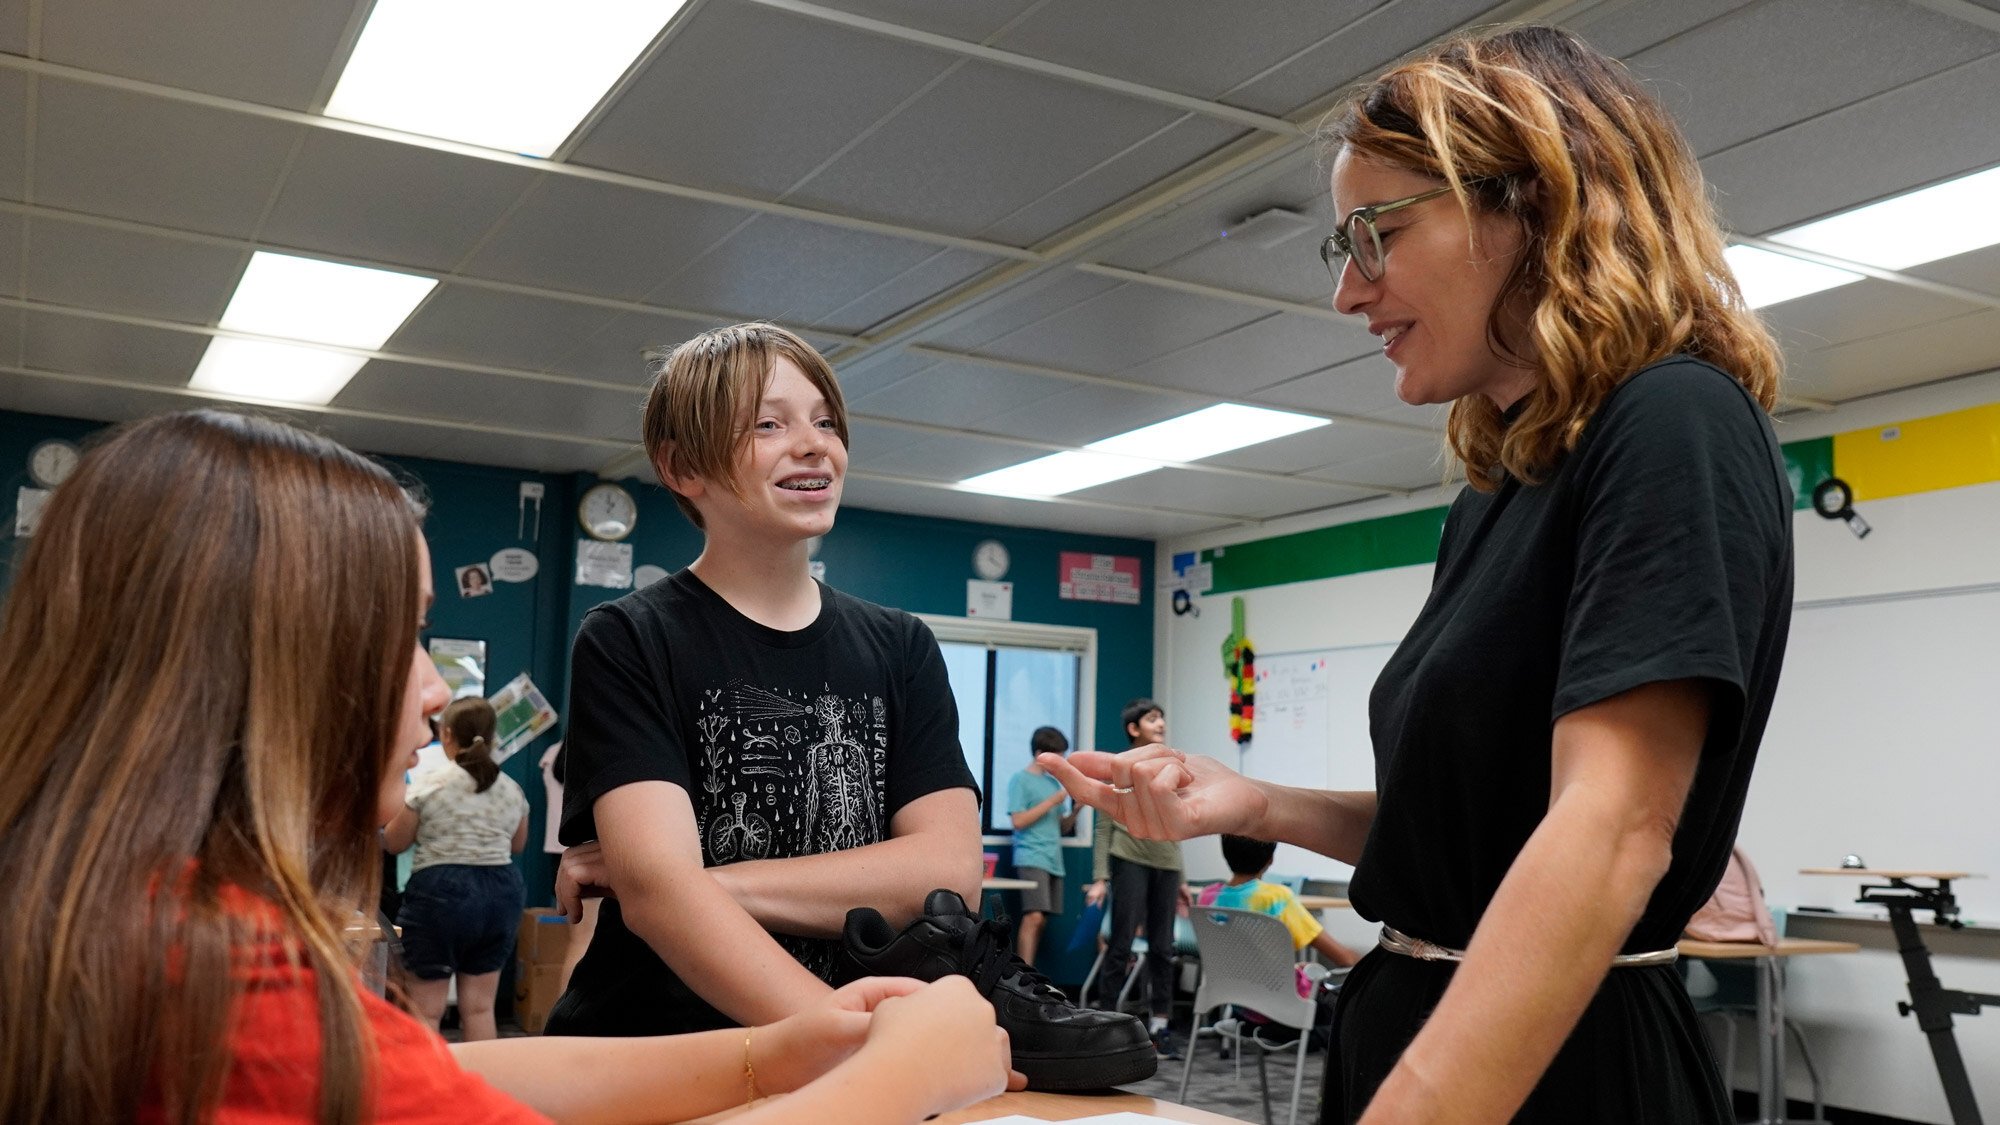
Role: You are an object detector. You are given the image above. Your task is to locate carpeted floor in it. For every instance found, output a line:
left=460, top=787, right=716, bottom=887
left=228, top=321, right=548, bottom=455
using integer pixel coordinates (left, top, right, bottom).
left=1121, top=1032, right=1325, bottom=1125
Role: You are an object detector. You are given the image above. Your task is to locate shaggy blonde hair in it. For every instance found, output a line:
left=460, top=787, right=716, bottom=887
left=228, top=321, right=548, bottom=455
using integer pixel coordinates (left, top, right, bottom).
left=1325, top=26, right=1782, bottom=488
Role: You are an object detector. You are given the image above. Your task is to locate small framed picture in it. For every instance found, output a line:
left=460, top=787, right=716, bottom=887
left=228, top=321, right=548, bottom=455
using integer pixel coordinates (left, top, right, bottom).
left=455, top=563, right=494, bottom=599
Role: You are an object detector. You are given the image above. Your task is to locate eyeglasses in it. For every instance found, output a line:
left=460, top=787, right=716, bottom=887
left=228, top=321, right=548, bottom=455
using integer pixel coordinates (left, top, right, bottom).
left=1318, top=185, right=1458, bottom=284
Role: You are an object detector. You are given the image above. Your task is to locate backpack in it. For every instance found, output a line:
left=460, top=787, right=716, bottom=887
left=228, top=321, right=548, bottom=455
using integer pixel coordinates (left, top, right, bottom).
left=1684, top=845, right=1779, bottom=945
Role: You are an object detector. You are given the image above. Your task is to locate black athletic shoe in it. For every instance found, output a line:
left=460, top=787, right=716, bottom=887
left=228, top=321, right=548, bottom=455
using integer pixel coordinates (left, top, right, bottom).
left=840, top=889, right=1158, bottom=1090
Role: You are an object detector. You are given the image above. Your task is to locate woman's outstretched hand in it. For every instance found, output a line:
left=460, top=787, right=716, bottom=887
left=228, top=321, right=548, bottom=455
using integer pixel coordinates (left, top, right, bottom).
left=1038, top=746, right=1268, bottom=842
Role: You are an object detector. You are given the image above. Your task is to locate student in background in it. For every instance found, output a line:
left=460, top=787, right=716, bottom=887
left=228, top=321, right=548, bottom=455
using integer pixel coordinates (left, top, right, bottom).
left=1198, top=836, right=1360, bottom=970
left=1043, top=26, right=1792, bottom=1123
left=383, top=696, right=529, bottom=1041
left=0, top=409, right=1014, bottom=1124
left=1006, top=726, right=1079, bottom=968
left=1086, top=698, right=1187, bottom=1058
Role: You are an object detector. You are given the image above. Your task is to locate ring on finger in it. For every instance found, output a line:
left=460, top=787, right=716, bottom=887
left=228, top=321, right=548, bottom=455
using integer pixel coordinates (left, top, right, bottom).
left=1109, top=784, right=1135, bottom=795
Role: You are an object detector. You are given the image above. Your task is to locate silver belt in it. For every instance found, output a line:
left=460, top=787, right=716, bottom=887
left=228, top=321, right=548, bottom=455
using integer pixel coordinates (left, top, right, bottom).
left=1378, top=924, right=1678, bottom=968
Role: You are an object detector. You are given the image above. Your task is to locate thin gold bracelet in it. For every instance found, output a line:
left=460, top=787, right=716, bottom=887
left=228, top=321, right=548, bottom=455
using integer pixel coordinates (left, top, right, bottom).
left=743, top=1027, right=764, bottom=1104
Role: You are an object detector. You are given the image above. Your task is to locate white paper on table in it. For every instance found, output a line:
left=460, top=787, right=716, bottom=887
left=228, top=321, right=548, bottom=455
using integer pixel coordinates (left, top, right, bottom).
left=952, top=1117, right=1050, bottom=1124
left=1063, top=1115, right=1198, bottom=1124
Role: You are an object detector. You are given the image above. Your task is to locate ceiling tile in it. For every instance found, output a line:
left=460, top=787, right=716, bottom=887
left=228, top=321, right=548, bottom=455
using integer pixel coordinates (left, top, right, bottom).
left=812, top=248, right=998, bottom=334
left=1099, top=147, right=1329, bottom=269
left=845, top=418, right=931, bottom=460
left=1251, top=351, right=1407, bottom=418
left=1702, top=55, right=2000, bottom=235
left=39, top=0, right=358, bottom=111
left=981, top=117, right=1245, bottom=246
left=547, top=310, right=732, bottom=390
left=335, top=361, right=644, bottom=445
left=646, top=214, right=970, bottom=332
left=1565, top=0, right=1753, bottom=58
left=788, top=60, right=1203, bottom=238
left=850, top=356, right=1073, bottom=426
left=0, top=0, right=25, bottom=54
left=1227, top=0, right=1496, bottom=117
left=1121, top=311, right=1374, bottom=395
left=25, top=218, right=244, bottom=323
left=569, top=1, right=959, bottom=199
left=22, top=311, right=209, bottom=387
left=1758, top=277, right=1987, bottom=351
left=34, top=78, right=301, bottom=240
left=842, top=473, right=1217, bottom=539
left=416, top=430, right=615, bottom=475
left=385, top=284, right=621, bottom=375
left=1073, top=465, right=1355, bottom=520
left=960, top=281, right=1263, bottom=373
left=1909, top=242, right=2000, bottom=297
left=927, top=270, right=1124, bottom=350
left=1788, top=307, right=2000, bottom=401
left=1629, top=0, right=2000, bottom=157
left=260, top=131, right=538, bottom=273
left=974, top=383, right=1205, bottom=446
left=864, top=433, right=1042, bottom=481
left=0, top=216, right=21, bottom=300
left=0, top=69, right=26, bottom=202
left=1305, top=442, right=1453, bottom=491
left=788, top=0, right=1044, bottom=41
left=0, top=304, right=21, bottom=362
left=460, top=176, right=752, bottom=303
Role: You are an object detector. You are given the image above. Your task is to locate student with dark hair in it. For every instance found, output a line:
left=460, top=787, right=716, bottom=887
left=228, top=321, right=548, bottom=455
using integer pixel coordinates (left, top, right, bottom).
left=1199, top=836, right=1360, bottom=969
left=1006, top=726, right=1078, bottom=968
left=1087, top=698, right=1187, bottom=1058
left=1044, top=25, right=1793, bottom=1123
left=384, top=696, right=529, bottom=1040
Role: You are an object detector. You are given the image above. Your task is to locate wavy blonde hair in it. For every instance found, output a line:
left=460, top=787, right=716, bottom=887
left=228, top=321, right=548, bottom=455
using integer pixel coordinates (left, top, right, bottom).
left=1325, top=25, right=1782, bottom=488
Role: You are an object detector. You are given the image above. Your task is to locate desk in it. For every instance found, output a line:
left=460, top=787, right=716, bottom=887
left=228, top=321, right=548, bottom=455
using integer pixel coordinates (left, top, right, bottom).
left=937, top=1088, right=1254, bottom=1123
left=1295, top=895, right=1349, bottom=912
left=983, top=877, right=1040, bottom=892
left=1677, top=938, right=1860, bottom=1125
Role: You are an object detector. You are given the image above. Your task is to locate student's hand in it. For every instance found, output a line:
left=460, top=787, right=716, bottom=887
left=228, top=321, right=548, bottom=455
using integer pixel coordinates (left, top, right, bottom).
left=554, top=841, right=616, bottom=923
left=1085, top=880, right=1109, bottom=907
left=1177, top=883, right=1194, bottom=913
left=754, top=977, right=926, bottom=1095
left=1039, top=747, right=1268, bottom=842
left=853, top=975, right=1019, bottom=1116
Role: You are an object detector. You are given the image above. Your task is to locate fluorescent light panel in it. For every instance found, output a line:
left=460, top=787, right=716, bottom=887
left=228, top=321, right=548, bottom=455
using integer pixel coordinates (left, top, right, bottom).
left=188, top=252, right=436, bottom=405
left=325, top=0, right=688, bottom=157
left=960, top=403, right=1327, bottom=498
left=1768, top=165, right=2000, bottom=271
left=1724, top=245, right=1862, bottom=310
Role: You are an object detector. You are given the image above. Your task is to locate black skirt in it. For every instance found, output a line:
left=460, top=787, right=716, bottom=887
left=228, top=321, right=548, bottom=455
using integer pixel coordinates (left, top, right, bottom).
left=1322, top=948, right=1732, bottom=1123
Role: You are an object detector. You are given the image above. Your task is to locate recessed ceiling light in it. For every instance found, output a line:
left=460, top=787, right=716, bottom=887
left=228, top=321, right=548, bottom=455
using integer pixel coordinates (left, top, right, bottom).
left=325, top=0, right=689, bottom=158
left=1724, top=245, right=1863, bottom=310
left=959, top=451, right=1159, bottom=499
left=959, top=403, right=1327, bottom=498
left=186, top=252, right=436, bottom=404
left=1768, top=165, right=2000, bottom=271
left=1089, top=403, right=1328, bottom=462
left=189, top=337, right=369, bottom=405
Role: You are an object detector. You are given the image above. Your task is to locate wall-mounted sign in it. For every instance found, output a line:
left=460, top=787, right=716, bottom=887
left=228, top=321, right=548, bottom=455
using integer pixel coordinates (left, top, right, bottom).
left=490, top=547, right=540, bottom=583
left=1058, top=552, right=1141, bottom=605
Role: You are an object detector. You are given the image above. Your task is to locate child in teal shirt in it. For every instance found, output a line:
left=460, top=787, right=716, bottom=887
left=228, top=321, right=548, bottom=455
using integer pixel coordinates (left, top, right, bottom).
left=1006, top=727, right=1077, bottom=968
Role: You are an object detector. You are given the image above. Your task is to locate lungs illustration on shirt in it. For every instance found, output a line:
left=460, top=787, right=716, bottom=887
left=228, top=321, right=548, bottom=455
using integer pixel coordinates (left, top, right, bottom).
left=693, top=681, right=888, bottom=869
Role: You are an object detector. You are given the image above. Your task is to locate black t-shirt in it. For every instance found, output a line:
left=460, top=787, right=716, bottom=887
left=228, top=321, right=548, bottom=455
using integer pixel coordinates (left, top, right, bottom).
left=551, top=569, right=976, bottom=1035
left=1350, top=356, right=1795, bottom=954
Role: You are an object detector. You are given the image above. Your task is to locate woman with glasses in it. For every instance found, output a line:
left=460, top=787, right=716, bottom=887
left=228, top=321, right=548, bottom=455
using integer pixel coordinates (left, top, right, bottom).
left=1045, top=26, right=1791, bottom=1124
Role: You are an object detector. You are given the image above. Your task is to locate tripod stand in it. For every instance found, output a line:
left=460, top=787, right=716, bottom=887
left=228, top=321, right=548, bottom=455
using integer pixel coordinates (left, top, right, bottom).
left=1807, top=870, right=1997, bottom=1125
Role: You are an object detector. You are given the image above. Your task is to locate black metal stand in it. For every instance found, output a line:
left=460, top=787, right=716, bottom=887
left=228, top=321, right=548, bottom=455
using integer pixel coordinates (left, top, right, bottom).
left=1856, top=877, right=2000, bottom=1125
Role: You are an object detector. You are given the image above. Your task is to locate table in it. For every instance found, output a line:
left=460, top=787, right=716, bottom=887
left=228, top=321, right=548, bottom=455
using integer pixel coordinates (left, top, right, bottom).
left=1677, top=937, right=1860, bottom=1124
left=983, top=876, right=1040, bottom=891
left=1295, top=894, right=1349, bottom=912
left=936, top=1088, right=1254, bottom=1123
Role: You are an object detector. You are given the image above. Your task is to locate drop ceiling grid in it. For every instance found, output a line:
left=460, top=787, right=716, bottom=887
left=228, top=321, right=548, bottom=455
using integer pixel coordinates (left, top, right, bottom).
left=1071, top=463, right=1358, bottom=517
left=862, top=432, right=1053, bottom=481
left=968, top=381, right=1209, bottom=447
left=22, top=215, right=244, bottom=324
left=848, top=357, right=1075, bottom=428
left=35, top=0, right=358, bottom=111
left=1216, top=0, right=1510, bottom=119
left=1117, top=311, right=1377, bottom=397
left=934, top=280, right=1270, bottom=377
left=0, top=68, right=27, bottom=202
left=1250, top=352, right=1414, bottom=420
left=838, top=473, right=1227, bottom=539
left=31, top=78, right=303, bottom=242
left=1789, top=307, right=2000, bottom=401
left=1626, top=0, right=2000, bottom=158
left=383, top=284, right=627, bottom=376
left=1757, top=279, right=1989, bottom=353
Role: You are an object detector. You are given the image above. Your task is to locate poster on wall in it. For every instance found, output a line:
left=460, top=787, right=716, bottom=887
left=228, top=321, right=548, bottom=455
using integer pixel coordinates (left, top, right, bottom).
left=1058, top=552, right=1142, bottom=604
left=490, top=672, right=558, bottom=764
left=575, top=540, right=633, bottom=588
left=455, top=563, right=494, bottom=598
left=15, top=487, right=49, bottom=537
left=489, top=547, right=539, bottom=583
left=428, top=638, right=487, bottom=702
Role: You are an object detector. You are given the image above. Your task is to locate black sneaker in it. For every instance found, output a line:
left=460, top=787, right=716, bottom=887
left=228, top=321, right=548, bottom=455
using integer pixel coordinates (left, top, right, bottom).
left=1151, top=1025, right=1182, bottom=1061
left=840, top=889, right=1158, bottom=1090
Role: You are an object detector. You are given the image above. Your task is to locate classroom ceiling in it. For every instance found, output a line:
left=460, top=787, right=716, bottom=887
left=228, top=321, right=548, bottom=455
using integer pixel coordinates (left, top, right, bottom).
left=1, top=0, right=1998, bottom=540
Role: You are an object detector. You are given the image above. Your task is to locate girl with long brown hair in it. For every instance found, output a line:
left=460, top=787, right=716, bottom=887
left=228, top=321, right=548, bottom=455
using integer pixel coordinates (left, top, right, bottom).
left=0, top=409, right=1015, bottom=1124
left=1045, top=26, right=1793, bottom=1123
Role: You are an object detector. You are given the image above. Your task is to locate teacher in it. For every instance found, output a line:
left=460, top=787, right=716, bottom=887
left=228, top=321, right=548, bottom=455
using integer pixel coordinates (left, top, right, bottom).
left=1043, top=26, right=1793, bottom=1124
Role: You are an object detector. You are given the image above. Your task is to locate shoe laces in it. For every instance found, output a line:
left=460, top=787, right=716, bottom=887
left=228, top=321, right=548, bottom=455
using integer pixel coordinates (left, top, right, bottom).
left=955, top=917, right=1066, bottom=1003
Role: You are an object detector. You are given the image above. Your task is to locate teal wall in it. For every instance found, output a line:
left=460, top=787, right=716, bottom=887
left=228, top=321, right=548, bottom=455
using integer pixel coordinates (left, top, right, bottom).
left=2, top=408, right=1151, bottom=985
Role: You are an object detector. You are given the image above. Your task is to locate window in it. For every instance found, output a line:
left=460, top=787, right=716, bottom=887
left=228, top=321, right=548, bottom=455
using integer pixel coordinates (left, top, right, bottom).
left=923, top=616, right=1096, bottom=837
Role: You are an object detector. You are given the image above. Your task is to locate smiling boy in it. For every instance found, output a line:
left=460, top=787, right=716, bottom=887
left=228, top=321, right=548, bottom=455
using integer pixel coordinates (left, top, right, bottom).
left=545, top=323, right=983, bottom=1036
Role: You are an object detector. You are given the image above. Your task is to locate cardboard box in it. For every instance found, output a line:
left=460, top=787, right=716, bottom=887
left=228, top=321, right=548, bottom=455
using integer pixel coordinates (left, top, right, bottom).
left=517, top=908, right=570, bottom=965
left=514, top=961, right=565, bottom=1035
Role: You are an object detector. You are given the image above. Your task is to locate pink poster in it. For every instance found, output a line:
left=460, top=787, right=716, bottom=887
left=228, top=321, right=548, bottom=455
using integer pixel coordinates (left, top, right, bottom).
left=1058, top=551, right=1142, bottom=604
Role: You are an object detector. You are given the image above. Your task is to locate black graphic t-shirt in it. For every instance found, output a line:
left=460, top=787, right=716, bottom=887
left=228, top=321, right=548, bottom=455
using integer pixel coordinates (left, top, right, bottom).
left=549, top=569, right=976, bottom=1036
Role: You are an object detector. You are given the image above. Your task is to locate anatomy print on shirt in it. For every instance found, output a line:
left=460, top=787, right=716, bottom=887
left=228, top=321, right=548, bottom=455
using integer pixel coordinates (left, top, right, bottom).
left=693, top=681, right=890, bottom=866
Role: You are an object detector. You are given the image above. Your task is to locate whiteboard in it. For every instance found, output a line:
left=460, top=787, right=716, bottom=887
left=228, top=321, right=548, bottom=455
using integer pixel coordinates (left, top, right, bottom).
left=1738, top=584, right=2000, bottom=919
left=1238, top=644, right=1396, bottom=882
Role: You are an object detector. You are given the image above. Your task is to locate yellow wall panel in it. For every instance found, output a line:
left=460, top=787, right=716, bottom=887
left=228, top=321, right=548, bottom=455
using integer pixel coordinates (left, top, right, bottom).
left=1832, top=403, right=2000, bottom=502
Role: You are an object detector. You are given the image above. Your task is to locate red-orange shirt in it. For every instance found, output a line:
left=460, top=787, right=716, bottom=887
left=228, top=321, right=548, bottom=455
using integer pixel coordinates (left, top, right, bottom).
left=142, top=888, right=549, bottom=1124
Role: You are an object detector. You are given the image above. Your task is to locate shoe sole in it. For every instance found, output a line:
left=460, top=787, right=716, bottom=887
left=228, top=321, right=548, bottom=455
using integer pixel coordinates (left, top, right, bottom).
left=1012, top=1042, right=1160, bottom=1090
